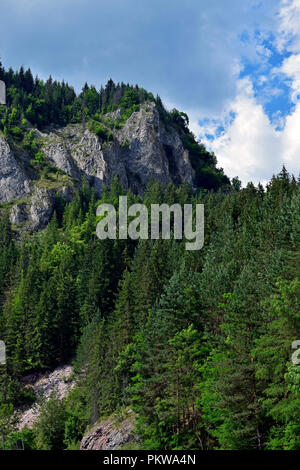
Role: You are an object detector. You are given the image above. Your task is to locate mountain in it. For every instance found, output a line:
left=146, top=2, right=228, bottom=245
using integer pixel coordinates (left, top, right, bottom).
left=0, top=63, right=230, bottom=231
left=1, top=102, right=194, bottom=230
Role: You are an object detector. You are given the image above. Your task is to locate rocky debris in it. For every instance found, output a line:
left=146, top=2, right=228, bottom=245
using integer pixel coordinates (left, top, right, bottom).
left=80, top=409, right=138, bottom=450
left=0, top=137, right=31, bottom=202
left=17, top=364, right=75, bottom=431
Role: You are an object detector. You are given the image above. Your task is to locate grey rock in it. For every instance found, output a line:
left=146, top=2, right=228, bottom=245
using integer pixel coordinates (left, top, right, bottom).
left=41, top=126, right=123, bottom=194
left=116, top=102, right=193, bottom=190
left=1, top=102, right=194, bottom=232
left=29, top=187, right=55, bottom=230
left=0, top=80, right=6, bottom=105
left=0, top=137, right=31, bottom=202
left=41, top=103, right=193, bottom=195
left=17, top=365, right=75, bottom=431
left=29, top=185, right=74, bottom=230
left=80, top=409, right=138, bottom=450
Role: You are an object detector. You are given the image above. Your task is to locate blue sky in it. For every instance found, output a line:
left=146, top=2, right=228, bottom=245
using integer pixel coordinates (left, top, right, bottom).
left=0, top=0, right=299, bottom=185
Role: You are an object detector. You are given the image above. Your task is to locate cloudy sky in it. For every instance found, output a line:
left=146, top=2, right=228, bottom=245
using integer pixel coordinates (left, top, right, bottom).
left=0, top=0, right=299, bottom=185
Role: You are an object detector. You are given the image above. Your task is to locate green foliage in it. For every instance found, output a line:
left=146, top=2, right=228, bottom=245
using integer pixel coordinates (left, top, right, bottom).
left=22, top=129, right=38, bottom=155
left=63, top=388, right=89, bottom=449
left=253, top=278, right=300, bottom=449
left=121, top=88, right=140, bottom=109
left=10, top=126, right=24, bottom=140
left=7, top=428, right=35, bottom=450
left=0, top=62, right=155, bottom=138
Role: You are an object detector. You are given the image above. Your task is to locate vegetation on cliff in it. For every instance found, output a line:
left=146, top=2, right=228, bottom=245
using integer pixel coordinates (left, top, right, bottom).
left=0, top=167, right=299, bottom=450
left=0, top=62, right=299, bottom=451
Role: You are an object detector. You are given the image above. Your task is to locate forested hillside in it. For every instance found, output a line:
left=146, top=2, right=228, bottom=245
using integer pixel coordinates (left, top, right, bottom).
left=0, top=169, right=299, bottom=450
left=0, top=64, right=299, bottom=451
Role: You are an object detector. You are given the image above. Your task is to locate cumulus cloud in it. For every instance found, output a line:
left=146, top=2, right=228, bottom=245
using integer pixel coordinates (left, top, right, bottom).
left=199, top=0, right=300, bottom=185
left=200, top=89, right=300, bottom=186
left=275, top=0, right=300, bottom=103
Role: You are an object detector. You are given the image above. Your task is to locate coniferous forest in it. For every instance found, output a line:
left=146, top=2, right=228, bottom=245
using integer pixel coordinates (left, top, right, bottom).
left=0, top=64, right=299, bottom=451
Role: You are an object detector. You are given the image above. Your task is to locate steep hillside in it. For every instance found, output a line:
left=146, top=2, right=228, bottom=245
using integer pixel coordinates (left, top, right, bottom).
left=0, top=62, right=230, bottom=233
left=2, top=63, right=298, bottom=453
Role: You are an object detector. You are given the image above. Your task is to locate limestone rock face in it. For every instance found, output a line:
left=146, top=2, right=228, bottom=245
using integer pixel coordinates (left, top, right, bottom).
left=80, top=409, right=138, bottom=450
left=40, top=102, right=194, bottom=195
left=29, top=185, right=74, bottom=230
left=8, top=184, right=74, bottom=231
left=40, top=126, right=112, bottom=194
left=9, top=203, right=27, bottom=225
left=0, top=137, right=31, bottom=202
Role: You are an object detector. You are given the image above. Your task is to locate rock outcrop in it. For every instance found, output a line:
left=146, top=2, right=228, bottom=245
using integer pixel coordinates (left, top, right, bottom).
left=0, top=137, right=31, bottom=202
left=17, top=364, right=75, bottom=431
left=41, top=102, right=193, bottom=194
left=80, top=409, right=138, bottom=450
left=0, top=102, right=194, bottom=230
left=113, top=102, right=193, bottom=191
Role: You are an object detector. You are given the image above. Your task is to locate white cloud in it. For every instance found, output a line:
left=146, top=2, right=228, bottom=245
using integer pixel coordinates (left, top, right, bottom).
left=283, top=100, right=300, bottom=166
left=198, top=0, right=300, bottom=186
left=201, top=77, right=300, bottom=185
left=280, top=53, right=300, bottom=102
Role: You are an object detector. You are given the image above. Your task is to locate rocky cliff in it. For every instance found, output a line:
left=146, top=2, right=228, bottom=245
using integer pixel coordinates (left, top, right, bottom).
left=40, top=102, right=193, bottom=193
left=0, top=102, right=194, bottom=231
left=80, top=409, right=139, bottom=450
left=16, top=365, right=75, bottom=431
